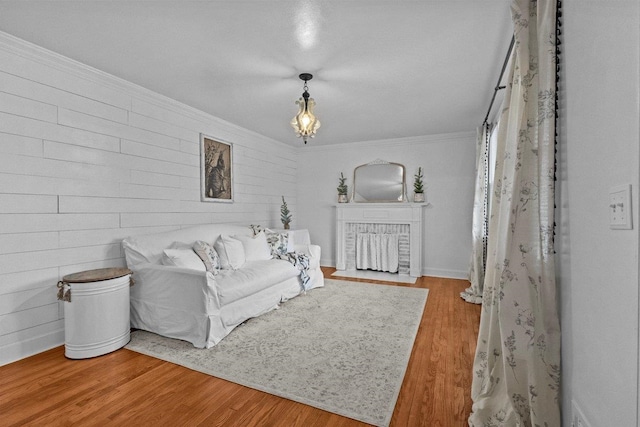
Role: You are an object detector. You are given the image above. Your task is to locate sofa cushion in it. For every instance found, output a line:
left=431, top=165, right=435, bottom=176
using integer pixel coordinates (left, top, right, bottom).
left=215, top=259, right=298, bottom=306
left=161, top=248, right=206, bottom=271
left=123, top=224, right=252, bottom=268
left=233, top=232, right=272, bottom=261
left=214, top=234, right=246, bottom=270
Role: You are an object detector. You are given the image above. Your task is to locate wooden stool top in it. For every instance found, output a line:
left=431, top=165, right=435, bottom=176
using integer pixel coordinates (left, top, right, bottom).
left=62, top=268, right=132, bottom=284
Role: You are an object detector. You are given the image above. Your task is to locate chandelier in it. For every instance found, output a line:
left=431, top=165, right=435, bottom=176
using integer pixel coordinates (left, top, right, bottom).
left=290, top=73, right=320, bottom=144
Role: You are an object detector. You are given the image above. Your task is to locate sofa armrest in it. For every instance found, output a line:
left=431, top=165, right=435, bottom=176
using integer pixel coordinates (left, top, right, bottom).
left=131, top=263, right=221, bottom=312
left=309, top=244, right=321, bottom=260
left=293, top=243, right=321, bottom=260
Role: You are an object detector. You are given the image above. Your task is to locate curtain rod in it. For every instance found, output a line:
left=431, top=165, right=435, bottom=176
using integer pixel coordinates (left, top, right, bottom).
left=482, top=35, right=515, bottom=125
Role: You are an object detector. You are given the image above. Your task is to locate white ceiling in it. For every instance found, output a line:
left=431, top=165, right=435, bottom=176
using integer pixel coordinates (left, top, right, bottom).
left=0, top=1, right=513, bottom=146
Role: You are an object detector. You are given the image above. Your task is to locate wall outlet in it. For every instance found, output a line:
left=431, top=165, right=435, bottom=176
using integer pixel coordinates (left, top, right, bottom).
left=609, top=184, right=633, bottom=229
left=572, top=400, right=593, bottom=427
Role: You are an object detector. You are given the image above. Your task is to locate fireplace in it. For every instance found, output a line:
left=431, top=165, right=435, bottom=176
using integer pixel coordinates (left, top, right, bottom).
left=335, top=203, right=426, bottom=278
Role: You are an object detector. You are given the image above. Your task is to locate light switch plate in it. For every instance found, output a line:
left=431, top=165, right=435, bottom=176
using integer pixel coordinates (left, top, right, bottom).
left=609, top=184, right=633, bottom=230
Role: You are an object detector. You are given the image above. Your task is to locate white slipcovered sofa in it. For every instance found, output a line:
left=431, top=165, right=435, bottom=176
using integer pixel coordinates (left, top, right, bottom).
left=122, top=224, right=324, bottom=348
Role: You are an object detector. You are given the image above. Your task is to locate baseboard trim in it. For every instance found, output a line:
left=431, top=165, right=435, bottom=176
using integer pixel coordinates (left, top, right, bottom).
left=323, top=261, right=469, bottom=281
left=0, top=329, right=64, bottom=367
left=422, top=268, right=469, bottom=280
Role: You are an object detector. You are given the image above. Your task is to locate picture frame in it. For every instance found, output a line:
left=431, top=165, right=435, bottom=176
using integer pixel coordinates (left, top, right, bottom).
left=200, top=134, right=233, bottom=203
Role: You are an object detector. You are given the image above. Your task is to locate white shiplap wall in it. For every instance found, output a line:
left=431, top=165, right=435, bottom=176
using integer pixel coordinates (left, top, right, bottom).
left=0, top=32, right=298, bottom=365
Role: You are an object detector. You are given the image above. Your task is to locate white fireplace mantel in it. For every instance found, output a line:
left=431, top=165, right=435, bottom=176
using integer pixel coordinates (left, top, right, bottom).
left=335, top=203, right=426, bottom=277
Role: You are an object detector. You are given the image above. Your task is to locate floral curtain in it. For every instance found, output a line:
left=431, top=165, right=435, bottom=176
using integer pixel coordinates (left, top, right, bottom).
left=462, top=123, right=492, bottom=304
left=469, top=0, right=560, bottom=425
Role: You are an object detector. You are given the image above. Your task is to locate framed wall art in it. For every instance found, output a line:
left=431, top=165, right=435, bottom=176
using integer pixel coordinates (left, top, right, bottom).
left=200, top=134, right=233, bottom=202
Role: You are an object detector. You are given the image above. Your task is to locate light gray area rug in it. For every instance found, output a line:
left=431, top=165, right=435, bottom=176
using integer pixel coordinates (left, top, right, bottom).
left=125, top=279, right=428, bottom=427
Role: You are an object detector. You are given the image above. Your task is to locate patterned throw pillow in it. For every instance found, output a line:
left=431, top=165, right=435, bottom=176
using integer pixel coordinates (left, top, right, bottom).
left=265, top=229, right=290, bottom=256
left=192, top=240, right=221, bottom=274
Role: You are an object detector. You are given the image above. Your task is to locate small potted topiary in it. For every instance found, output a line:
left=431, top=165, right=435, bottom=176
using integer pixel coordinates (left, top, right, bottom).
left=280, top=196, right=292, bottom=229
left=413, top=167, right=425, bottom=203
left=337, top=172, right=348, bottom=203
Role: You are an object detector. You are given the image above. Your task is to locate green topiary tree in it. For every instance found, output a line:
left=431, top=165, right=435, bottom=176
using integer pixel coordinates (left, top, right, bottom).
left=280, top=196, right=292, bottom=229
left=337, top=172, right=348, bottom=195
left=413, top=167, right=424, bottom=194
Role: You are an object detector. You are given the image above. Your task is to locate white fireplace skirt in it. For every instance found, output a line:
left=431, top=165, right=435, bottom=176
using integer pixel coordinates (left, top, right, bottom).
left=336, top=205, right=424, bottom=277
left=356, top=233, right=399, bottom=273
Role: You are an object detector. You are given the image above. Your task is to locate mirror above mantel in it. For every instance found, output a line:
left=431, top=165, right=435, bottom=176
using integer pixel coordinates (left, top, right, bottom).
left=351, top=159, right=407, bottom=203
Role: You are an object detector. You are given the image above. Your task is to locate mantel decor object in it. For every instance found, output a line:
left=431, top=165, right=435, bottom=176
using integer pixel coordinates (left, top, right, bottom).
left=413, top=167, right=425, bottom=203
left=337, top=172, right=348, bottom=203
left=352, top=159, right=406, bottom=203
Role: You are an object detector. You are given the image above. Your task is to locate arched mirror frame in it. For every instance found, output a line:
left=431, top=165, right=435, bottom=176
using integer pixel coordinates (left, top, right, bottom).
left=351, top=159, right=407, bottom=203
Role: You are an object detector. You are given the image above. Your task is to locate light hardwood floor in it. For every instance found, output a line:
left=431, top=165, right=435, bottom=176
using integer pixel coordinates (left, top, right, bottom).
left=1, top=267, right=481, bottom=426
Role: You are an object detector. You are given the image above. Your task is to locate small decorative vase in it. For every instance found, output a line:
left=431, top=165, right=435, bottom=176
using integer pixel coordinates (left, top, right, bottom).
left=283, top=223, right=290, bottom=230
left=338, top=194, right=348, bottom=203
left=414, top=192, right=425, bottom=203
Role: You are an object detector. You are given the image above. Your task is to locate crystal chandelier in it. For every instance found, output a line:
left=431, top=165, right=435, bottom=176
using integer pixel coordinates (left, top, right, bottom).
left=290, top=73, right=320, bottom=144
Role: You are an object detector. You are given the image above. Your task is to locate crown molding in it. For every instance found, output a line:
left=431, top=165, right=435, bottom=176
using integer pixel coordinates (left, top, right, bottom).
left=0, top=30, right=293, bottom=150
left=301, top=130, right=476, bottom=152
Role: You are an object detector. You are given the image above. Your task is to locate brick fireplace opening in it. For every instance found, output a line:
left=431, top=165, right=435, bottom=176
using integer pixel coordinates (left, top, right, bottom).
left=335, top=203, right=426, bottom=278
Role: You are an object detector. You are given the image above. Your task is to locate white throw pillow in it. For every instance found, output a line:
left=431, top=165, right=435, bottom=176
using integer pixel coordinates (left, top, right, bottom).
left=161, top=248, right=206, bottom=271
left=233, top=232, right=273, bottom=261
left=214, top=234, right=246, bottom=269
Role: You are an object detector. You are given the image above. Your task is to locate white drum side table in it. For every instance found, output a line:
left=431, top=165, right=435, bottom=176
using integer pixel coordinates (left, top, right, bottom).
left=58, top=268, right=132, bottom=359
